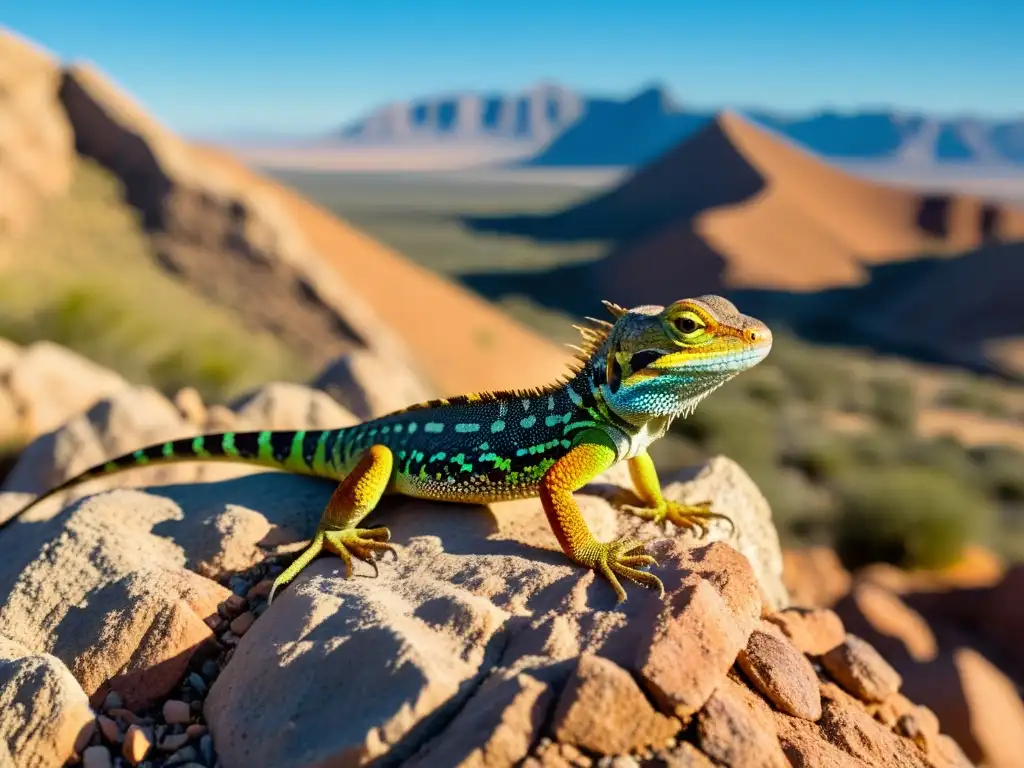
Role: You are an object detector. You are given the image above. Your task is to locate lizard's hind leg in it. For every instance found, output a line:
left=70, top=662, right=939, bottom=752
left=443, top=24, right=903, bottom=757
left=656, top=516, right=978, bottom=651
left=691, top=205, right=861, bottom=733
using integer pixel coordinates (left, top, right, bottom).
left=269, top=444, right=397, bottom=604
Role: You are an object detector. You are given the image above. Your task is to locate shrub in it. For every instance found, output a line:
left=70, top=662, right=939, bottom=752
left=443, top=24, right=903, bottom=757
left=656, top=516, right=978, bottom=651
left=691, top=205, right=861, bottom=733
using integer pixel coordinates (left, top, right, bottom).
left=833, top=466, right=994, bottom=570
left=867, top=376, right=917, bottom=431
left=969, top=445, right=1024, bottom=504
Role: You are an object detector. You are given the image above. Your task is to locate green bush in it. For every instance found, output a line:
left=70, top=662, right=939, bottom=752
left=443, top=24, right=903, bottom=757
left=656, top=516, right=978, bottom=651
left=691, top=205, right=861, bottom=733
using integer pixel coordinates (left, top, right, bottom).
left=833, top=466, right=994, bottom=570
left=969, top=445, right=1024, bottom=503
left=867, top=376, right=917, bottom=431
left=672, top=395, right=778, bottom=469
left=936, top=383, right=1009, bottom=418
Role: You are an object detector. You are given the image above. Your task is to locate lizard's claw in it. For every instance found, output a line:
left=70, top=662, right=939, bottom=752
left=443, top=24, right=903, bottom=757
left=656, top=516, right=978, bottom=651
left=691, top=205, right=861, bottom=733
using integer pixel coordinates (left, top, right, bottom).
left=268, top=526, right=396, bottom=605
left=622, top=499, right=734, bottom=538
left=591, top=537, right=664, bottom=603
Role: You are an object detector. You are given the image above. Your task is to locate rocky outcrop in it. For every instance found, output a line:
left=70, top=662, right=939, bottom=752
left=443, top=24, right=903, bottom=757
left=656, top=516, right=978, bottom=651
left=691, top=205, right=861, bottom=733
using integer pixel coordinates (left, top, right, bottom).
left=0, top=29, right=74, bottom=244
left=55, top=62, right=426, bottom=381
left=0, top=347, right=973, bottom=767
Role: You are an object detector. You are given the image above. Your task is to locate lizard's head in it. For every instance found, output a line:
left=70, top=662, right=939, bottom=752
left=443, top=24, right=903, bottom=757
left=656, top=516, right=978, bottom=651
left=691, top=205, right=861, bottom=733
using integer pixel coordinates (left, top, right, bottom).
left=587, top=295, right=772, bottom=424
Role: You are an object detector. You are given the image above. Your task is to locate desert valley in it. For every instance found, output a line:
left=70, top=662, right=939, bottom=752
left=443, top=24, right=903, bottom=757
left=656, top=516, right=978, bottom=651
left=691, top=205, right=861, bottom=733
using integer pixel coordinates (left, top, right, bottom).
left=2, top=20, right=1024, bottom=768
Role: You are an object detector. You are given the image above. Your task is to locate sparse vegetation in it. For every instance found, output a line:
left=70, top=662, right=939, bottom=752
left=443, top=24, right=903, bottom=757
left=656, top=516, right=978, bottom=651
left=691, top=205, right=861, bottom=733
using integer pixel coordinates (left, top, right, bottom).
left=0, top=158, right=310, bottom=403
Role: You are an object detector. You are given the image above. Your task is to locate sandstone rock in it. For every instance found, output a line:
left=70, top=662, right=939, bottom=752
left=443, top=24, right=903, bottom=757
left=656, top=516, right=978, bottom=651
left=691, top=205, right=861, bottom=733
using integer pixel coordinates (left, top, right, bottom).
left=660, top=741, right=716, bottom=767
left=122, top=723, right=151, bottom=763
left=765, top=606, right=845, bottom=656
left=773, top=713, right=871, bottom=767
left=0, top=341, right=130, bottom=445
left=0, top=485, right=234, bottom=709
left=172, top=386, right=207, bottom=427
left=229, top=380, right=358, bottom=431
left=405, top=669, right=553, bottom=768
left=822, top=634, right=903, bottom=703
left=0, top=29, right=74, bottom=244
left=815, top=684, right=932, bottom=767
left=311, top=348, right=434, bottom=420
left=635, top=542, right=762, bottom=719
left=840, top=582, right=938, bottom=663
left=737, top=620, right=821, bottom=720
left=0, top=635, right=95, bottom=767
left=550, top=653, right=679, bottom=755
left=696, top=676, right=789, bottom=767
left=661, top=456, right=789, bottom=612
left=782, top=545, right=852, bottom=608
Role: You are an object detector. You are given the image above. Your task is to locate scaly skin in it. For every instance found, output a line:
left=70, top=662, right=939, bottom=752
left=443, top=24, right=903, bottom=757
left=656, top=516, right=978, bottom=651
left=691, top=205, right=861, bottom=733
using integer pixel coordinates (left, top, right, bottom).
left=0, top=296, right=773, bottom=604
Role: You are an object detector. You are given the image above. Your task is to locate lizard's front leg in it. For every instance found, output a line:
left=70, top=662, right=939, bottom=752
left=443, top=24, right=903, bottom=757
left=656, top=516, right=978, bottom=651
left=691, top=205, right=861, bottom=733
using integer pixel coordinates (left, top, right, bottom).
left=269, top=444, right=397, bottom=604
left=540, top=429, right=664, bottom=603
left=619, top=450, right=734, bottom=537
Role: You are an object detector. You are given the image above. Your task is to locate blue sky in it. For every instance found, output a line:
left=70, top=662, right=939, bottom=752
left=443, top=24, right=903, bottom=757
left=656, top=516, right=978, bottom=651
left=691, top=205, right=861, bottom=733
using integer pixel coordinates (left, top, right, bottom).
left=7, top=0, right=1021, bottom=136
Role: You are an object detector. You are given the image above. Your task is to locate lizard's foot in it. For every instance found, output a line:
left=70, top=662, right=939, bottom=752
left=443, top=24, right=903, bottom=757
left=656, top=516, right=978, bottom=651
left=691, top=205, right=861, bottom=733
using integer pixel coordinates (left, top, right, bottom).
left=268, top=526, right=396, bottom=605
left=587, top=537, right=664, bottom=603
left=621, top=499, right=734, bottom=538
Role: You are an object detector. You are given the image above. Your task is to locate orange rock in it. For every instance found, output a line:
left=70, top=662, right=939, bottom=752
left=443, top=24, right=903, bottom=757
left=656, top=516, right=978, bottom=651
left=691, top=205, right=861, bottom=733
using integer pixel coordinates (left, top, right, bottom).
left=821, top=634, right=902, bottom=703
left=696, top=677, right=789, bottom=767
left=121, top=724, right=151, bottom=764
left=635, top=542, right=762, bottom=718
left=765, top=606, right=845, bottom=656
left=551, top=654, right=680, bottom=755
left=737, top=621, right=821, bottom=721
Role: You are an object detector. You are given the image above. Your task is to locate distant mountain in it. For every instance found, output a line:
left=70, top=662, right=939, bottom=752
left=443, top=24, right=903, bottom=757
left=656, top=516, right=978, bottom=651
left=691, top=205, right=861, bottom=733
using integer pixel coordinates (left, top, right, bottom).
left=338, top=82, right=584, bottom=145
left=462, top=111, right=1024, bottom=378
left=335, top=83, right=1024, bottom=167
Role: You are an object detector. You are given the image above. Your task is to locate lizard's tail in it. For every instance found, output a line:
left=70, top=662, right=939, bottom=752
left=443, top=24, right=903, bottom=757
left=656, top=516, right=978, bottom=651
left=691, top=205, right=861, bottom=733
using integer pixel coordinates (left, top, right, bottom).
left=0, top=428, right=347, bottom=532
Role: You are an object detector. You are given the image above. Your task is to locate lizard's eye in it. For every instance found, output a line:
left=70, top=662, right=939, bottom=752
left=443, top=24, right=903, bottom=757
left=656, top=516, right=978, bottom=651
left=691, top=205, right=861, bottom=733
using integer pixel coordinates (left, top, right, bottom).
left=672, top=312, right=705, bottom=337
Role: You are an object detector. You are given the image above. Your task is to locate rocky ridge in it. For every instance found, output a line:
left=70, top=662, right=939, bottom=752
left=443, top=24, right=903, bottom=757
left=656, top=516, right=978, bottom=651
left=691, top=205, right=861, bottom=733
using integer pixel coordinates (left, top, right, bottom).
left=0, top=27, right=426, bottom=385
left=0, top=339, right=977, bottom=767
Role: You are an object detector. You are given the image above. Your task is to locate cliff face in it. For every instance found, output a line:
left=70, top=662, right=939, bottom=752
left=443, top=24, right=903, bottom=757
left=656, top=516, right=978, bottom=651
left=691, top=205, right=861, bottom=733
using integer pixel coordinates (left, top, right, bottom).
left=340, top=81, right=585, bottom=145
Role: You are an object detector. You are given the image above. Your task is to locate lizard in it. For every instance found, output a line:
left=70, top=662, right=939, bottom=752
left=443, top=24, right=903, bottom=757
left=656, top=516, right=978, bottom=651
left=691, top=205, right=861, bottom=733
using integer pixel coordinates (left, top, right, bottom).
left=0, top=295, right=772, bottom=605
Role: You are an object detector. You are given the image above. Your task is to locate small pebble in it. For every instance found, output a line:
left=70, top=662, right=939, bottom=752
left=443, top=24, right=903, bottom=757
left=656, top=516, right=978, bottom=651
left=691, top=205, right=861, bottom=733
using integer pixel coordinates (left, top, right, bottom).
left=218, top=595, right=247, bottom=618
left=204, top=616, right=228, bottom=634
left=187, top=672, right=208, bottom=695
left=166, top=745, right=199, bottom=766
left=160, top=732, right=191, bottom=752
left=163, top=699, right=191, bottom=725
left=73, top=719, right=97, bottom=754
left=122, top=725, right=152, bottom=764
left=102, top=691, right=123, bottom=712
left=247, top=579, right=274, bottom=601
left=229, top=611, right=255, bottom=636
left=186, top=724, right=208, bottom=739
left=190, top=699, right=203, bottom=713
left=108, top=708, right=144, bottom=726
left=97, top=715, right=120, bottom=744
left=201, top=660, right=220, bottom=680
left=200, top=733, right=215, bottom=764
left=220, top=631, right=239, bottom=646
left=82, top=744, right=113, bottom=768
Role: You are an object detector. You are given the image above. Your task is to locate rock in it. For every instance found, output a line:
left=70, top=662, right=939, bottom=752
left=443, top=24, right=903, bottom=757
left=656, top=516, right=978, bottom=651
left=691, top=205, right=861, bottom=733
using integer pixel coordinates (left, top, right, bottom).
left=0, top=341, right=130, bottom=450
left=163, top=699, right=191, bottom=725
left=696, top=676, right=789, bottom=767
left=228, top=611, right=255, bottom=636
left=82, top=745, right=113, bottom=768
left=97, top=714, right=119, bottom=743
left=764, top=606, right=845, bottom=656
left=404, top=669, right=553, bottom=768
left=660, top=456, right=789, bottom=612
left=229, top=381, right=359, bottom=431
left=813, top=684, right=932, bottom=767
left=122, top=723, right=151, bottom=764
left=635, top=542, right=763, bottom=719
left=173, top=387, right=207, bottom=427
left=781, top=546, right=852, bottom=608
left=0, top=486, right=233, bottom=709
left=0, top=29, right=74, bottom=244
left=550, top=654, right=680, bottom=755
left=839, top=582, right=938, bottom=663
left=736, top=620, right=821, bottom=720
left=0, top=635, right=95, bottom=767
left=660, top=742, right=716, bottom=767
left=311, top=349, right=434, bottom=420
left=821, top=634, right=903, bottom=703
